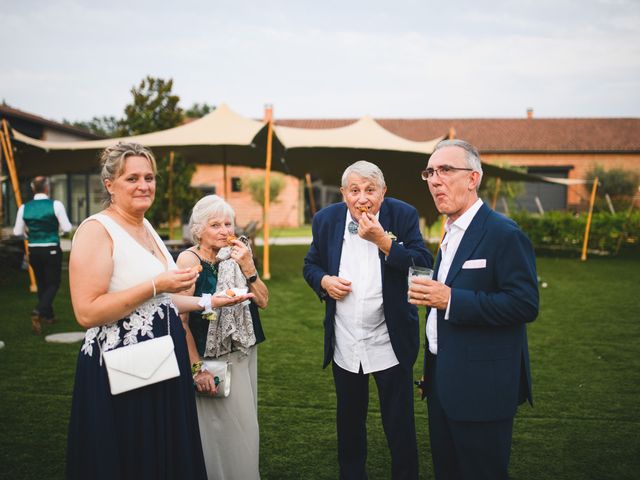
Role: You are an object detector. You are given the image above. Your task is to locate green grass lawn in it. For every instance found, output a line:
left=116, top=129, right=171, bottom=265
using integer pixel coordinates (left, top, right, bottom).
left=1, top=247, right=639, bottom=479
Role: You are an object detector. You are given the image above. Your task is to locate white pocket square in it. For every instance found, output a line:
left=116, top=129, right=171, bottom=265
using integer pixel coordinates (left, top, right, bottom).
left=462, top=259, right=486, bottom=269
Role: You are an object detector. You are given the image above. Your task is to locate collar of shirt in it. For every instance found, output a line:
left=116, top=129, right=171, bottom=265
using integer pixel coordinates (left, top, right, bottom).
left=33, top=193, right=49, bottom=200
left=446, top=198, right=483, bottom=236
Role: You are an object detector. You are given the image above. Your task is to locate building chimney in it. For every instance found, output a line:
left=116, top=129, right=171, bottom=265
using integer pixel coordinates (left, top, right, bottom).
left=448, top=126, right=456, bottom=139
left=526, top=108, right=534, bottom=119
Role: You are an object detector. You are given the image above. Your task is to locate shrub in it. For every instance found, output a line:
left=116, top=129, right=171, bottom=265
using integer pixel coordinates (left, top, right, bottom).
left=511, top=210, right=640, bottom=255
left=585, top=165, right=640, bottom=212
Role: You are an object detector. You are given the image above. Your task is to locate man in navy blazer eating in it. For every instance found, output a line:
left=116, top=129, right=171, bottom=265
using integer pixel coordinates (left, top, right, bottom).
left=409, top=140, right=539, bottom=480
left=304, top=160, right=432, bottom=479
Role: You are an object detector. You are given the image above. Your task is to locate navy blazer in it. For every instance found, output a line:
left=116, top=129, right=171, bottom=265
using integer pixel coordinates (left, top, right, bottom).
left=304, top=197, right=433, bottom=369
left=425, top=203, right=539, bottom=422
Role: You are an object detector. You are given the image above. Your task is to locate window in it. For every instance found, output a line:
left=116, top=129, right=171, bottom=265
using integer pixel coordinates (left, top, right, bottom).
left=519, top=166, right=570, bottom=212
left=231, top=177, right=242, bottom=193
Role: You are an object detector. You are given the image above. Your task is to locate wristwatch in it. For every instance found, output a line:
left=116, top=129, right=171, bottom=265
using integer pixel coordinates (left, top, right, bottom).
left=246, top=272, right=258, bottom=284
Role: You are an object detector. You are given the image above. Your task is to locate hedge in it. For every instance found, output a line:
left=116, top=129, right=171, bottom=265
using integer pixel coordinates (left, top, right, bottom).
left=510, top=210, right=640, bottom=255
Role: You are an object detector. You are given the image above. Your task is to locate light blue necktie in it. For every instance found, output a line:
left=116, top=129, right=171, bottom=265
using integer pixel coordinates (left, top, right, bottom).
left=348, top=221, right=359, bottom=234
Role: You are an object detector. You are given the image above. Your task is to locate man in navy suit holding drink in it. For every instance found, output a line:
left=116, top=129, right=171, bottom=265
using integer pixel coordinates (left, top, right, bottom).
left=409, top=140, right=539, bottom=480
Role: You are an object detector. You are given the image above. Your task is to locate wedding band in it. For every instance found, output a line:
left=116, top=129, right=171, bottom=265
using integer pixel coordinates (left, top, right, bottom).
left=423, top=294, right=427, bottom=300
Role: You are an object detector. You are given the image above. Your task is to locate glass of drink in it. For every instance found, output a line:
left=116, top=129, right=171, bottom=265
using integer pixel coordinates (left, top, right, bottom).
left=408, top=265, right=434, bottom=300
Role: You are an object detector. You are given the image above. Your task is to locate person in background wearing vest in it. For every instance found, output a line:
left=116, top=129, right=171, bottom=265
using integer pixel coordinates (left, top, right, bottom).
left=13, top=176, right=72, bottom=334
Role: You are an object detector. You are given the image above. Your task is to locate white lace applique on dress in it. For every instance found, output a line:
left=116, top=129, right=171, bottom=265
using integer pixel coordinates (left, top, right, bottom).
left=81, top=296, right=177, bottom=364
left=76, top=213, right=178, bottom=364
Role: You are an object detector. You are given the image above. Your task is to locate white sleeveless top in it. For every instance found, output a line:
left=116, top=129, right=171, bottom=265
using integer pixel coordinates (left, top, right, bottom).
left=77, top=213, right=176, bottom=292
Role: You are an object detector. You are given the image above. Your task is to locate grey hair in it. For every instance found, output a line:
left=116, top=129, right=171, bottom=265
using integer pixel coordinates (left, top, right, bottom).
left=188, top=194, right=236, bottom=245
left=99, top=142, right=157, bottom=206
left=341, top=160, right=386, bottom=189
left=433, top=139, right=483, bottom=189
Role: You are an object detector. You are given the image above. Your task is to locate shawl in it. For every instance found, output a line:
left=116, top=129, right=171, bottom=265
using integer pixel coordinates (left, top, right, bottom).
left=204, top=239, right=256, bottom=358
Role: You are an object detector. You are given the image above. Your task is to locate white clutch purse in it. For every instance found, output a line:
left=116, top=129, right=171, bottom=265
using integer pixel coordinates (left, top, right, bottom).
left=103, top=304, right=180, bottom=395
left=201, top=359, right=231, bottom=398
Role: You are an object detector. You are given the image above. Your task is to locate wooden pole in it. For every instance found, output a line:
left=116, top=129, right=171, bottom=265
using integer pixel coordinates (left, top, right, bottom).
left=1, top=119, right=38, bottom=291
left=305, top=173, right=317, bottom=217
left=0, top=127, right=4, bottom=231
left=1, top=121, right=21, bottom=205
left=581, top=177, right=599, bottom=262
left=262, top=105, right=274, bottom=280
left=491, top=177, right=501, bottom=210
left=168, top=151, right=174, bottom=240
left=223, top=162, right=229, bottom=199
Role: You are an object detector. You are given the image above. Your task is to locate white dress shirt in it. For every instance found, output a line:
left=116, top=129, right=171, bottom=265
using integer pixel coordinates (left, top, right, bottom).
left=334, top=211, right=399, bottom=374
left=13, top=193, right=73, bottom=246
left=426, top=199, right=484, bottom=354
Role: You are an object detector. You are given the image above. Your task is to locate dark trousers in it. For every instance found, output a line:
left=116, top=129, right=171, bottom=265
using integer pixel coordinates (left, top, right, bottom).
left=28, top=245, right=62, bottom=319
left=332, top=361, right=418, bottom=480
left=425, top=353, right=514, bottom=480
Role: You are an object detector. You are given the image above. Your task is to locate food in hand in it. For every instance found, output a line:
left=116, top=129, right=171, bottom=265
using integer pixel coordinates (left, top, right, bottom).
left=226, top=289, right=236, bottom=297
left=357, top=206, right=370, bottom=213
left=227, top=235, right=237, bottom=245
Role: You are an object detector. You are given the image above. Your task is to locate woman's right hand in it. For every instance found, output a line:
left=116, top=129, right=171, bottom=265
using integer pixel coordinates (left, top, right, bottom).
left=194, top=370, right=218, bottom=396
left=212, top=292, right=255, bottom=308
left=154, top=268, right=200, bottom=294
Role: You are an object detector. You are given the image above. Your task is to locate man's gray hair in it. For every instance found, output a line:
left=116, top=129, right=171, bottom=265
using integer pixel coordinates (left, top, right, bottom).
left=188, top=194, right=236, bottom=245
left=341, top=160, right=386, bottom=189
left=433, top=139, right=483, bottom=188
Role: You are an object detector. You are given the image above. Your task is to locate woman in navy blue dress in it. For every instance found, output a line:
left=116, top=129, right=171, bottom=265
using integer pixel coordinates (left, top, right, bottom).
left=66, top=143, right=253, bottom=480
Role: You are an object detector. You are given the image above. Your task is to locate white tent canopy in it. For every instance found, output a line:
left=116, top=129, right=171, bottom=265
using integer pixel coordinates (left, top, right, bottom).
left=11, top=104, right=270, bottom=176
left=275, top=116, right=442, bottom=154
left=12, top=103, right=266, bottom=151
left=8, top=103, right=557, bottom=223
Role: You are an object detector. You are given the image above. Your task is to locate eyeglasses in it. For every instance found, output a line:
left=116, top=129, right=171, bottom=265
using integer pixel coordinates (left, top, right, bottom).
left=421, top=165, right=474, bottom=181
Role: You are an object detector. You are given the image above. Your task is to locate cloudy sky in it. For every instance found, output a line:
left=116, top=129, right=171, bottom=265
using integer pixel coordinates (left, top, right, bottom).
left=2, top=0, right=639, bottom=123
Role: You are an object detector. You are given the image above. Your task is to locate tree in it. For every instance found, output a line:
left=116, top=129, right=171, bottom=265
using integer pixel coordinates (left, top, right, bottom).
left=64, top=116, right=121, bottom=137
left=244, top=173, right=286, bottom=229
left=185, top=102, right=216, bottom=119
left=119, top=76, right=198, bottom=230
